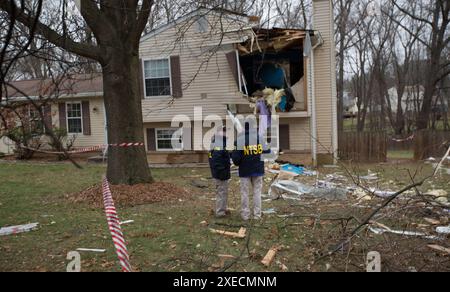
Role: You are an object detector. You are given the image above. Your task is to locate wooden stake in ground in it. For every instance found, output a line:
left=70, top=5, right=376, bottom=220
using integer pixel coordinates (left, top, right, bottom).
left=261, top=246, right=281, bottom=267
left=209, top=227, right=247, bottom=239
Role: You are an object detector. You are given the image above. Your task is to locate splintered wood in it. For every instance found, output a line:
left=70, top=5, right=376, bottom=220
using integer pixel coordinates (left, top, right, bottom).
left=428, top=245, right=450, bottom=255
left=261, top=246, right=281, bottom=267
left=209, top=227, right=247, bottom=239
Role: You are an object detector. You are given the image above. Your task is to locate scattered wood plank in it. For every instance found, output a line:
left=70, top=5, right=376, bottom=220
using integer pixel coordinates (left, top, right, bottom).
left=76, top=248, right=106, bottom=253
left=209, top=227, right=247, bottom=239
left=261, top=246, right=280, bottom=267
left=424, top=218, right=441, bottom=225
left=427, top=245, right=450, bottom=255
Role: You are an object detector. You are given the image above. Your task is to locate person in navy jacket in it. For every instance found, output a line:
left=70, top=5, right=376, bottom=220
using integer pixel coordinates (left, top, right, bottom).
left=232, top=124, right=268, bottom=221
left=208, top=127, right=231, bottom=217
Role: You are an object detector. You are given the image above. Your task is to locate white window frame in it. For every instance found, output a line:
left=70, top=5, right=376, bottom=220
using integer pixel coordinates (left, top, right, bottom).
left=66, top=102, right=83, bottom=135
left=155, top=128, right=183, bottom=152
left=142, top=58, right=173, bottom=98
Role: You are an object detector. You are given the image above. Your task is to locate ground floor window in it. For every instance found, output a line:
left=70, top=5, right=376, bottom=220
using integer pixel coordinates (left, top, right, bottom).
left=155, top=128, right=183, bottom=151
left=66, top=102, right=83, bottom=134
left=27, top=105, right=44, bottom=135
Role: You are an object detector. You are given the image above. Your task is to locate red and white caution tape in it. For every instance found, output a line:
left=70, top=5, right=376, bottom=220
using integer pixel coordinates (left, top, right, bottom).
left=18, top=142, right=144, bottom=155
left=102, top=177, right=132, bottom=272
left=109, top=143, right=145, bottom=147
left=390, top=134, right=415, bottom=143
left=18, top=145, right=104, bottom=155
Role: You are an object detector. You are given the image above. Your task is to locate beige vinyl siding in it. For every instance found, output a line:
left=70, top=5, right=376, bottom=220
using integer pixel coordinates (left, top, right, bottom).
left=282, top=118, right=311, bottom=151
left=139, top=13, right=252, bottom=123
left=312, top=0, right=337, bottom=155
left=52, top=97, right=106, bottom=147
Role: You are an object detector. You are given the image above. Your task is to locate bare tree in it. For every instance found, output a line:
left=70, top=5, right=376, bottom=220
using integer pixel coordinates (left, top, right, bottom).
left=392, top=0, right=450, bottom=130
left=384, top=3, right=424, bottom=134
left=274, top=0, right=311, bottom=29
left=0, top=0, right=156, bottom=185
left=334, top=0, right=355, bottom=132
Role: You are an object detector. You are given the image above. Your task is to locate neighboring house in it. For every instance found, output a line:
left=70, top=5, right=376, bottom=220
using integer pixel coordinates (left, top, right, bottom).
left=344, top=102, right=358, bottom=118
left=388, top=85, right=448, bottom=114
left=0, top=137, right=14, bottom=154
left=343, top=92, right=358, bottom=118
left=0, top=0, right=337, bottom=165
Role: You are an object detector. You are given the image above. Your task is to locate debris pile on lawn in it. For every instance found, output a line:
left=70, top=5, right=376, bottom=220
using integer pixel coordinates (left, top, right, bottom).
left=70, top=182, right=191, bottom=208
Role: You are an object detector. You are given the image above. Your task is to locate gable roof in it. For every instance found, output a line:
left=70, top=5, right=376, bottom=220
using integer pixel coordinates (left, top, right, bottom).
left=140, top=7, right=250, bottom=43
left=2, top=74, right=103, bottom=100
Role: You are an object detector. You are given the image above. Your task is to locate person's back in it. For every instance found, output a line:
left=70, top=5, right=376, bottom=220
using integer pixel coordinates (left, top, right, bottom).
left=232, top=129, right=265, bottom=178
left=232, top=127, right=268, bottom=221
left=209, top=128, right=231, bottom=218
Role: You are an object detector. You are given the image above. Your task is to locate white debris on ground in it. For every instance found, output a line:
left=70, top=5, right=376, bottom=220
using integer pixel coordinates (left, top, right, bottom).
left=263, top=161, right=450, bottom=243
left=0, top=223, right=39, bottom=236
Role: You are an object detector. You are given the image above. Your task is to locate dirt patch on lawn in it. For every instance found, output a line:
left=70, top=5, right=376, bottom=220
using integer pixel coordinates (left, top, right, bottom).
left=69, top=182, right=192, bottom=208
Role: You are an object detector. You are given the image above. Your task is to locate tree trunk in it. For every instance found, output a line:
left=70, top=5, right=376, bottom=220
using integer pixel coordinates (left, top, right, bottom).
left=102, top=55, right=153, bottom=185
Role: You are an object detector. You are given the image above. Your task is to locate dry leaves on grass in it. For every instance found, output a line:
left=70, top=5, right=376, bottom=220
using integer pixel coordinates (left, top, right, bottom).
left=69, top=182, right=192, bottom=208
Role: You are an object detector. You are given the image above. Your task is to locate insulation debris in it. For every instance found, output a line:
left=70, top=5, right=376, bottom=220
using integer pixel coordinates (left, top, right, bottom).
left=368, top=224, right=439, bottom=240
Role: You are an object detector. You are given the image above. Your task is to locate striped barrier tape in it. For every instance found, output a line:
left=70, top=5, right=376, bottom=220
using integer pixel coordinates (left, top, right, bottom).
left=102, top=177, right=132, bottom=272
left=109, top=143, right=145, bottom=147
left=18, top=142, right=145, bottom=155
left=18, top=145, right=104, bottom=155
left=15, top=142, right=142, bottom=271
left=390, top=134, right=415, bottom=143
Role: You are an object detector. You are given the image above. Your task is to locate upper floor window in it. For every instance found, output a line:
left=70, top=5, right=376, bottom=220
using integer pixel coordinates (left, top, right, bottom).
left=66, top=102, right=83, bottom=134
left=144, top=59, right=171, bottom=97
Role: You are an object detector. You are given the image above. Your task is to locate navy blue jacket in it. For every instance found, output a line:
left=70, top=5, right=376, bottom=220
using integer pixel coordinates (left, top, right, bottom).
left=232, top=129, right=268, bottom=178
left=209, top=136, right=231, bottom=181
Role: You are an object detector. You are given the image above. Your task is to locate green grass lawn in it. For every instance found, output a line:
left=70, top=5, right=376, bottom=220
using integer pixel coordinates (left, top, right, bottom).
left=0, top=161, right=449, bottom=272
left=387, top=150, right=414, bottom=160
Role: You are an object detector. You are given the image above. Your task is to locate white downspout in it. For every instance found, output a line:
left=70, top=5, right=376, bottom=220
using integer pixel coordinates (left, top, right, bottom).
left=310, top=35, right=323, bottom=166
left=235, top=49, right=242, bottom=92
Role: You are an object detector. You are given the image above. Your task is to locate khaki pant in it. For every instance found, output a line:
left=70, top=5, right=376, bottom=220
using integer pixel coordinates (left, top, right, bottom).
left=215, top=179, right=229, bottom=217
left=240, top=176, right=263, bottom=220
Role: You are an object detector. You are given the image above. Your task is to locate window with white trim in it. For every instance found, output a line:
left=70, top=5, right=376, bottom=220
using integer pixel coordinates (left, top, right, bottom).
left=144, top=59, right=171, bottom=97
left=156, top=128, right=183, bottom=151
left=66, top=102, right=83, bottom=134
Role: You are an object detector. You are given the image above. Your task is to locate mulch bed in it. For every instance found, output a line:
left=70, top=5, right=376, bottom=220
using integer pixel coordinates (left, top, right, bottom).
left=70, top=182, right=192, bottom=208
